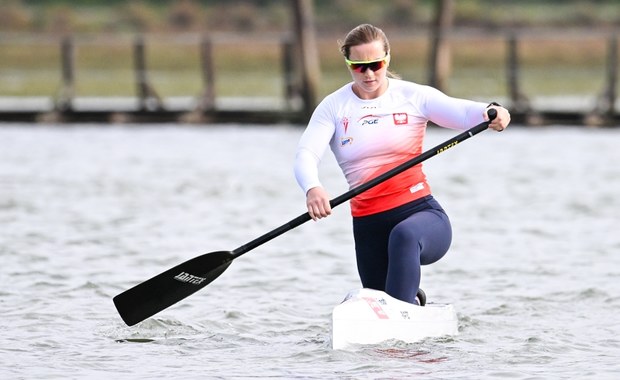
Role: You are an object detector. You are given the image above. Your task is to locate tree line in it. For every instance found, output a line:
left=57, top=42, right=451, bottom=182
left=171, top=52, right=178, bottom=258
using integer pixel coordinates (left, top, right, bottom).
left=1, top=0, right=618, bottom=34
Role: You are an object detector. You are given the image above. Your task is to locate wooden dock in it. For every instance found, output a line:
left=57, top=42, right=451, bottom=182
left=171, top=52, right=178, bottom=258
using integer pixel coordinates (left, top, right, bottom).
left=1, top=30, right=617, bottom=126
left=0, top=0, right=320, bottom=126
left=0, top=0, right=618, bottom=126
left=1, top=95, right=617, bottom=126
left=0, top=96, right=308, bottom=124
left=503, top=33, right=618, bottom=127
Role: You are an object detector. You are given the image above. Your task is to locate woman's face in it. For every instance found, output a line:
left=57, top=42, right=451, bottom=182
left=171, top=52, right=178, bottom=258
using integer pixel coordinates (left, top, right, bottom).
left=347, top=40, right=389, bottom=99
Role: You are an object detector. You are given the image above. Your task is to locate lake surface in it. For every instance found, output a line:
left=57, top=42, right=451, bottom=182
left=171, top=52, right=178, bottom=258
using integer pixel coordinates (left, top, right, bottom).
left=1, top=123, right=619, bottom=379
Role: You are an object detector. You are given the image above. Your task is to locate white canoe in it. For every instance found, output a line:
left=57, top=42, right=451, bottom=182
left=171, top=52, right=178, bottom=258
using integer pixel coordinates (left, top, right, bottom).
left=332, top=288, right=458, bottom=350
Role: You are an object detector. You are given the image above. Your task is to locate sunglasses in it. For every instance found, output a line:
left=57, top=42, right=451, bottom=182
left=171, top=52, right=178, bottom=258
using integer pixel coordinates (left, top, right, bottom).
left=345, top=54, right=389, bottom=73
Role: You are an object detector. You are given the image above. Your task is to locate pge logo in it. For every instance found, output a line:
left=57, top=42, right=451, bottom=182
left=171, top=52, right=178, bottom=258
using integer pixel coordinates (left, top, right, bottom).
left=361, top=119, right=379, bottom=126
left=358, top=114, right=382, bottom=126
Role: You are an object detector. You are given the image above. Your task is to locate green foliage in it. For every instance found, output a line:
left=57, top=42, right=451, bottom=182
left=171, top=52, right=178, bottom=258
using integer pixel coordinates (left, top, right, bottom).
left=3, top=0, right=619, bottom=33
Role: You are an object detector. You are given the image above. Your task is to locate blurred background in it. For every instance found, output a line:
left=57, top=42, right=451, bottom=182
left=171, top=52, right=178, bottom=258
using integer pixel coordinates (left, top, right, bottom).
left=0, top=0, right=619, bottom=125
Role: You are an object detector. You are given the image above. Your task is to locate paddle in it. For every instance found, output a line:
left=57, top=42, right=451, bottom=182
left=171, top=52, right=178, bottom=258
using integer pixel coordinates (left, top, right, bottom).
left=113, top=109, right=497, bottom=326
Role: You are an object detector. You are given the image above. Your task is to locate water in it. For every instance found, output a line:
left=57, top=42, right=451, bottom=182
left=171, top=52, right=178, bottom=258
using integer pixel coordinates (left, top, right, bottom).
left=1, top=123, right=619, bottom=379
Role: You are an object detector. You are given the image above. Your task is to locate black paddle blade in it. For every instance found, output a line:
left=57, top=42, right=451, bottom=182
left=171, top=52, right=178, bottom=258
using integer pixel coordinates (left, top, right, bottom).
left=113, top=251, right=234, bottom=326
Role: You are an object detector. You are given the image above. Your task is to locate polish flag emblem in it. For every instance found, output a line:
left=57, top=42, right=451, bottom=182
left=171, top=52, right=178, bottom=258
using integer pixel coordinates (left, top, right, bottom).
left=393, top=113, right=408, bottom=125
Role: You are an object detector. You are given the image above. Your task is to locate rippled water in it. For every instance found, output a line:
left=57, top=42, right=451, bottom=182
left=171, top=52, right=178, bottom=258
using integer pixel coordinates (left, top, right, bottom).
left=1, top=123, right=619, bottom=379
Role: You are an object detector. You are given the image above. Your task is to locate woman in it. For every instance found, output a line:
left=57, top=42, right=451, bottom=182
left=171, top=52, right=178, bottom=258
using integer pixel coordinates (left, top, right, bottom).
left=294, top=24, right=510, bottom=305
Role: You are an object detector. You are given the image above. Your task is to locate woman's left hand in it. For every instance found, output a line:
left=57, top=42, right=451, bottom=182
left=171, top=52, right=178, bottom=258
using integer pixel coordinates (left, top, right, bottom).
left=486, top=106, right=511, bottom=132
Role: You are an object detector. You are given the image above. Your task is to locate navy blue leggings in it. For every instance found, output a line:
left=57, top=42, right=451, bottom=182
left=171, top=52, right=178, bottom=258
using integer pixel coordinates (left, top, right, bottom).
left=352, top=195, right=452, bottom=304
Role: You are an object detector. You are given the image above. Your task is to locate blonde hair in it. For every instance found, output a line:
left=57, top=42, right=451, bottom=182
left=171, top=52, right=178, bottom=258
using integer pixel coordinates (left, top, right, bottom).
left=338, top=24, right=400, bottom=79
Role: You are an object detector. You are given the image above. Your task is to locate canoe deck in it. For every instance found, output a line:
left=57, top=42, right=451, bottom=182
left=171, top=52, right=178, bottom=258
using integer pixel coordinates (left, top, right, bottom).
left=332, top=288, right=458, bottom=350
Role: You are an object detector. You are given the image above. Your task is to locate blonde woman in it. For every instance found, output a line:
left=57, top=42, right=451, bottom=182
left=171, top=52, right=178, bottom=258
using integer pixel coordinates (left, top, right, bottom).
left=294, top=24, right=510, bottom=305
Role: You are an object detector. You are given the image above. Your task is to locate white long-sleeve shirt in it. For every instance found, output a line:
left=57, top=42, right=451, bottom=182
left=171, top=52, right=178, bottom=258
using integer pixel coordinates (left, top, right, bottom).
left=294, top=78, right=487, bottom=217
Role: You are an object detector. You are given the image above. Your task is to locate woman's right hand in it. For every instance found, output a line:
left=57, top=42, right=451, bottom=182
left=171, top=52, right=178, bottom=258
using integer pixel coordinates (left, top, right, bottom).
left=306, top=186, right=332, bottom=221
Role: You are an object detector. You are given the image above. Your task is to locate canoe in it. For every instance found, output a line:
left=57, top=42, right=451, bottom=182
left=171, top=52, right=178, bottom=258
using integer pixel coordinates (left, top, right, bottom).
left=331, top=288, right=458, bottom=350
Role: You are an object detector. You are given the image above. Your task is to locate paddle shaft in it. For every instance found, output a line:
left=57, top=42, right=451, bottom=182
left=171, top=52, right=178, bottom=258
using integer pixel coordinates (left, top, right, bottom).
left=232, top=110, right=495, bottom=259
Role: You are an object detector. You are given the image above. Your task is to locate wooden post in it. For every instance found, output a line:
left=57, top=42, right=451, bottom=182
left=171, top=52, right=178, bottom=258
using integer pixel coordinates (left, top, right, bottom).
left=507, top=33, right=530, bottom=114
left=134, top=35, right=162, bottom=111
left=198, top=35, right=215, bottom=111
left=428, top=0, right=454, bottom=92
left=56, top=35, right=74, bottom=111
left=588, top=34, right=618, bottom=125
left=291, top=0, right=320, bottom=118
left=608, top=35, right=618, bottom=117
left=601, top=35, right=617, bottom=117
left=282, top=37, right=299, bottom=110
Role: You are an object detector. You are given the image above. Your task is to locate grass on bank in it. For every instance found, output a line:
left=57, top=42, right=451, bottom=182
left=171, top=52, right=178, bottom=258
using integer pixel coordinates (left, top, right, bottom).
left=0, top=33, right=611, bottom=102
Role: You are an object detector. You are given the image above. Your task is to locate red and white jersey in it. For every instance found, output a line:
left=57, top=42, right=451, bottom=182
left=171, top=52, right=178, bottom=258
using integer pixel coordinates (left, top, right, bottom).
left=295, top=79, right=487, bottom=217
